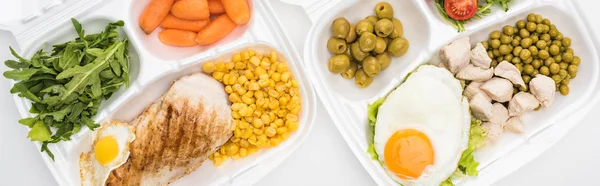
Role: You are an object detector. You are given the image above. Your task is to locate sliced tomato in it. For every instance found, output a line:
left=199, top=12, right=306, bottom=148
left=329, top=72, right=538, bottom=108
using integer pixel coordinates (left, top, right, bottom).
left=444, top=0, right=478, bottom=21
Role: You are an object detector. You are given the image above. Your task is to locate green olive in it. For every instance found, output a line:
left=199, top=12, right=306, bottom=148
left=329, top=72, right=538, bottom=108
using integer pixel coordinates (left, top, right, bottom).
left=374, top=19, right=394, bottom=37
left=346, top=24, right=357, bottom=43
left=545, top=58, right=555, bottom=66
left=552, top=74, right=563, bottom=84
left=513, top=46, right=523, bottom=56
left=524, top=64, right=535, bottom=75
left=500, top=35, right=512, bottom=44
left=503, top=25, right=515, bottom=36
left=559, top=84, right=569, bottom=95
left=549, top=63, right=560, bottom=74
left=343, top=46, right=352, bottom=59
left=538, top=50, right=550, bottom=59
left=327, top=38, right=347, bottom=54
left=512, top=57, right=522, bottom=64
left=375, top=2, right=394, bottom=19
left=328, top=55, right=351, bottom=73
left=388, top=37, right=409, bottom=57
left=493, top=49, right=500, bottom=57
left=511, top=39, right=520, bottom=47
left=488, top=51, right=494, bottom=59
left=520, top=49, right=532, bottom=60
left=562, top=37, right=572, bottom=47
left=559, top=69, right=568, bottom=79
left=355, top=20, right=374, bottom=36
left=526, top=22, right=537, bottom=32
left=362, top=56, right=381, bottom=77
left=517, top=20, right=526, bottom=29
left=499, top=45, right=511, bottom=55
left=540, top=66, right=550, bottom=76
left=490, top=31, right=502, bottom=39
left=549, top=45, right=560, bottom=56
left=373, top=37, right=387, bottom=54
left=521, top=38, right=533, bottom=48
left=542, top=18, right=551, bottom=25
left=351, top=42, right=368, bottom=61
left=505, top=54, right=514, bottom=62
left=359, top=32, right=377, bottom=52
left=355, top=68, right=373, bottom=88
left=527, top=14, right=537, bottom=22
left=529, top=46, right=539, bottom=57
left=560, top=62, right=568, bottom=70
left=562, top=53, right=573, bottom=63
left=491, top=39, right=501, bottom=49
left=341, top=62, right=358, bottom=79
left=520, top=29, right=530, bottom=38
left=541, top=34, right=551, bottom=42
left=365, top=16, right=379, bottom=25
left=523, top=75, right=532, bottom=84
left=515, top=63, right=524, bottom=72
left=389, top=18, right=404, bottom=39
left=482, top=41, right=490, bottom=50
left=332, top=18, right=351, bottom=39
left=554, top=54, right=562, bottom=63
left=536, top=40, right=547, bottom=49
left=532, top=59, right=542, bottom=69
left=376, top=52, right=391, bottom=70
left=568, top=65, right=578, bottom=77
left=572, top=56, right=581, bottom=66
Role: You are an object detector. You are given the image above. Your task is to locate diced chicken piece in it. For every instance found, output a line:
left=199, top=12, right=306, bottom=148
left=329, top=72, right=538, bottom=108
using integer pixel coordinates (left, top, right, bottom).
left=529, top=74, right=556, bottom=107
left=440, top=37, right=470, bottom=75
left=482, top=122, right=504, bottom=145
left=464, top=82, right=492, bottom=102
left=470, top=43, right=492, bottom=69
left=505, top=117, right=524, bottom=133
left=480, top=77, right=514, bottom=102
left=508, top=92, right=540, bottom=116
left=495, top=61, right=526, bottom=87
left=456, top=64, right=494, bottom=82
left=470, top=93, right=493, bottom=121
left=489, top=103, right=509, bottom=125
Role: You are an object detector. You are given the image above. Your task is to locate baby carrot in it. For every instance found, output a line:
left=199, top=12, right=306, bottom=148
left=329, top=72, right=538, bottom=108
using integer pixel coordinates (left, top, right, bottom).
left=208, top=0, right=225, bottom=15
left=221, top=0, right=250, bottom=25
left=171, top=0, right=210, bottom=20
left=160, top=14, right=210, bottom=32
left=159, top=29, right=198, bottom=47
left=195, top=14, right=236, bottom=45
left=139, top=0, right=175, bottom=34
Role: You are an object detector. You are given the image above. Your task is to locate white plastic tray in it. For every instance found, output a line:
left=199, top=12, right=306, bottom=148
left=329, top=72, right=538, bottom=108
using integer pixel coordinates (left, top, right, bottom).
left=302, top=0, right=600, bottom=185
left=3, top=0, right=317, bottom=185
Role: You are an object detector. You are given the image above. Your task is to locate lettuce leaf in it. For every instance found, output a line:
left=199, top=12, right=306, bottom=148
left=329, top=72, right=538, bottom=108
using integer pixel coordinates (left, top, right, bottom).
left=367, top=98, right=385, bottom=126
left=444, top=119, right=487, bottom=185
left=27, top=120, right=51, bottom=142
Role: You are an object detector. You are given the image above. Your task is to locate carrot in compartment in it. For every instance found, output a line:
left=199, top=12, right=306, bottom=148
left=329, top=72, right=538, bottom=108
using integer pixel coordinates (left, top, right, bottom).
left=208, top=0, right=225, bottom=15
left=171, top=0, right=210, bottom=20
left=139, top=0, right=175, bottom=34
left=195, top=14, right=236, bottom=45
left=159, top=29, right=198, bottom=47
left=160, top=14, right=210, bottom=32
left=221, top=0, right=250, bottom=25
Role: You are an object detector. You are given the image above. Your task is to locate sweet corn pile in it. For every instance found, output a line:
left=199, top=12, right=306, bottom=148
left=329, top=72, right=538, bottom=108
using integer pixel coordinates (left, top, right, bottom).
left=202, top=49, right=302, bottom=166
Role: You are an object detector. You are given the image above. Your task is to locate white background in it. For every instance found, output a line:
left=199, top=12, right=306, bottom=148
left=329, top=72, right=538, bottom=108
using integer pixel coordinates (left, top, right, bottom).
left=1, top=0, right=599, bottom=185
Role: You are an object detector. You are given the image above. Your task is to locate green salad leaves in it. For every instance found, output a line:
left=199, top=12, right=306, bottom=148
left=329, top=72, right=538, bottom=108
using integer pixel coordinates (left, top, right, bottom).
left=435, top=0, right=512, bottom=32
left=3, top=18, right=130, bottom=160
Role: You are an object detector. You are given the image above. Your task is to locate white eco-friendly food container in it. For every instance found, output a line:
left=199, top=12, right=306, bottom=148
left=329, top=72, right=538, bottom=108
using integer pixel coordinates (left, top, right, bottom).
left=302, top=0, right=600, bottom=185
left=2, top=0, right=318, bottom=185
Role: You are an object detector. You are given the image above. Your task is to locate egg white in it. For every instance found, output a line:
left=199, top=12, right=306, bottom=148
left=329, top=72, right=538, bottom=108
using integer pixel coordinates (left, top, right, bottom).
left=374, top=65, right=470, bottom=186
left=80, top=121, right=135, bottom=186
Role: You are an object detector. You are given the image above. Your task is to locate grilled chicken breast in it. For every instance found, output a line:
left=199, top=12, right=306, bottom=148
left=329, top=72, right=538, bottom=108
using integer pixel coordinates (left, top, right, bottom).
left=106, top=73, right=232, bottom=186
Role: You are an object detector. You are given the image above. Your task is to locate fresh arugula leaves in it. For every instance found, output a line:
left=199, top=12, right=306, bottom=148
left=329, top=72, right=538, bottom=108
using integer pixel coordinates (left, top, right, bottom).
left=3, top=18, right=130, bottom=160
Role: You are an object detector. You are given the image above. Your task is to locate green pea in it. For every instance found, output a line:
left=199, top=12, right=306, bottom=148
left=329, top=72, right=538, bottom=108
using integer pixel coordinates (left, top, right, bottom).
left=536, top=25, right=545, bottom=34
left=523, top=75, right=532, bottom=84
left=519, top=85, right=529, bottom=92
left=515, top=63, right=524, bottom=72
left=496, top=56, right=504, bottom=62
left=552, top=40, right=562, bottom=47
left=550, top=63, right=560, bottom=74
left=520, top=38, right=532, bottom=48
left=491, top=39, right=501, bottom=49
left=533, top=69, right=540, bottom=76
left=536, top=15, right=543, bottom=23
left=562, top=37, right=572, bottom=47
left=493, top=49, right=500, bottom=57
left=559, top=69, right=568, bottom=79
left=540, top=66, right=550, bottom=76
left=511, top=39, right=520, bottom=47
left=568, top=65, right=577, bottom=78
left=524, top=57, right=533, bottom=64
left=520, top=49, right=532, bottom=60
left=538, top=50, right=550, bottom=59
left=520, top=29, right=530, bottom=38
left=566, top=48, right=574, bottom=54
left=545, top=58, right=555, bottom=66
left=543, top=25, right=550, bottom=34
left=517, top=20, right=526, bottom=29
left=527, top=14, right=537, bottom=22
left=554, top=55, right=562, bottom=63
left=512, top=57, right=522, bottom=64
left=523, top=64, right=535, bottom=75
left=541, top=34, right=551, bottom=42
left=531, top=35, right=539, bottom=43
left=514, top=36, right=522, bottom=41
left=561, top=78, right=570, bottom=85
left=556, top=33, right=564, bottom=40
left=532, top=59, right=542, bottom=69
left=499, top=45, right=511, bottom=55
left=529, top=46, right=539, bottom=57
left=551, top=25, right=557, bottom=30
left=488, top=51, right=494, bottom=59
left=559, top=85, right=569, bottom=95
left=500, top=35, right=512, bottom=44
left=549, top=45, right=560, bottom=56
left=536, top=40, right=547, bottom=49
left=503, top=25, right=515, bottom=36
left=482, top=41, right=489, bottom=50
left=504, top=54, right=514, bottom=62
left=490, top=31, right=502, bottom=39
left=562, top=53, right=574, bottom=63
left=542, top=18, right=551, bottom=25
left=572, top=56, right=581, bottom=66
left=552, top=74, right=563, bottom=84
left=549, top=29, right=558, bottom=38
left=526, top=22, right=537, bottom=32
left=560, top=62, right=569, bottom=70
left=491, top=60, right=499, bottom=67
left=513, top=46, right=523, bottom=56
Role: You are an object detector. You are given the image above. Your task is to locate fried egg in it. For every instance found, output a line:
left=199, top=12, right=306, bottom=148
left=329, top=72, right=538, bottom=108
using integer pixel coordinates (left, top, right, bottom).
left=80, top=121, right=135, bottom=186
left=374, top=65, right=470, bottom=185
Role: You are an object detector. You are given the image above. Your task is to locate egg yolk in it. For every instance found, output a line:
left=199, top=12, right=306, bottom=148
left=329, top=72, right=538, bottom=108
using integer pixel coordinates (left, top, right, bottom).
left=94, top=135, right=119, bottom=166
left=384, top=129, right=434, bottom=180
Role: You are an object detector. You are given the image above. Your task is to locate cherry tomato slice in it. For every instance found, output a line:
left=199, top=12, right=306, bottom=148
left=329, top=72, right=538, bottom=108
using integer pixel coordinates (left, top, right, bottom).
left=444, top=0, right=478, bottom=21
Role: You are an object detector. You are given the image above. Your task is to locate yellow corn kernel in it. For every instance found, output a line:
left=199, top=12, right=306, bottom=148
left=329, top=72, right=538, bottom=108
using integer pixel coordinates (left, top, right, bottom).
left=237, top=75, right=248, bottom=85
left=230, top=103, right=240, bottom=111
left=268, top=99, right=279, bottom=109
left=254, top=90, right=265, bottom=98
left=270, top=137, right=281, bottom=147
left=291, top=79, right=299, bottom=88
left=213, top=157, right=223, bottom=166
left=248, top=49, right=256, bottom=57
left=208, top=154, right=214, bottom=160
left=221, top=155, right=229, bottom=161
left=239, top=148, right=248, bottom=157
left=282, top=132, right=291, bottom=140
left=244, top=81, right=249, bottom=90
left=244, top=70, right=255, bottom=80
left=242, top=129, right=253, bottom=139
left=235, top=62, right=246, bottom=70
left=269, top=112, right=277, bottom=122
left=290, top=105, right=301, bottom=114
left=220, top=146, right=227, bottom=154
left=202, top=62, right=216, bottom=73
left=286, top=114, right=298, bottom=122
left=242, top=51, right=250, bottom=60
left=256, top=98, right=267, bottom=108
left=249, top=56, right=260, bottom=66
left=259, top=74, right=269, bottom=81
left=214, top=61, right=224, bottom=71
left=260, top=59, right=271, bottom=70
left=276, top=63, right=287, bottom=73
left=237, top=120, right=249, bottom=129
left=270, top=51, right=277, bottom=62
left=227, top=75, right=237, bottom=85
left=232, top=137, right=241, bottom=143
left=265, top=127, right=276, bottom=137
left=287, top=121, right=299, bottom=131
left=232, top=53, right=242, bottom=62
left=232, top=111, right=242, bottom=119
left=290, top=96, right=301, bottom=106
left=273, top=82, right=285, bottom=92
left=234, top=128, right=242, bottom=138
left=227, top=144, right=239, bottom=155
left=214, top=151, right=221, bottom=157
left=270, top=123, right=278, bottom=129
left=262, top=98, right=271, bottom=109
left=255, top=67, right=267, bottom=76
left=268, top=69, right=275, bottom=77
left=248, top=81, right=260, bottom=91
left=248, top=135, right=257, bottom=145
left=271, top=72, right=281, bottom=82
left=260, top=114, right=270, bottom=125
left=229, top=93, right=241, bottom=103
left=258, top=79, right=269, bottom=88
left=285, top=81, right=292, bottom=88
left=212, top=71, right=225, bottom=81
left=232, top=120, right=239, bottom=130
left=276, top=127, right=288, bottom=135
left=268, top=88, right=280, bottom=98
left=269, top=79, right=275, bottom=87
left=244, top=116, right=253, bottom=123
left=277, top=109, right=287, bottom=118
left=253, top=128, right=263, bottom=135
left=244, top=91, right=254, bottom=99
left=224, top=85, right=233, bottom=94
left=290, top=87, right=299, bottom=96
left=224, top=61, right=234, bottom=70
left=279, top=96, right=289, bottom=106
left=248, top=146, right=258, bottom=155
left=281, top=72, right=291, bottom=82
left=232, top=83, right=241, bottom=92
left=252, top=118, right=263, bottom=128
left=256, top=138, right=267, bottom=148
left=231, top=154, right=241, bottom=160
left=239, top=139, right=250, bottom=148
left=242, top=96, right=255, bottom=105
left=239, top=106, right=249, bottom=116
left=237, top=87, right=247, bottom=96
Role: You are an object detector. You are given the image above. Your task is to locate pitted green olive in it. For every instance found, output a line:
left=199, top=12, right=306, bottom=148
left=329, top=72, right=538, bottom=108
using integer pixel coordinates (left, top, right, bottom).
left=365, top=16, right=379, bottom=25
left=373, top=37, right=387, bottom=54
left=346, top=24, right=357, bottom=43
left=375, top=2, right=394, bottom=19
left=388, top=37, right=409, bottom=57
left=341, top=62, right=358, bottom=79
left=388, top=18, right=404, bottom=38
left=351, top=42, right=369, bottom=62
left=355, top=19, right=374, bottom=36
left=374, top=19, right=394, bottom=37
left=376, top=52, right=391, bottom=70
left=359, top=32, right=377, bottom=52
left=331, top=17, right=351, bottom=39
left=328, top=55, right=351, bottom=73
left=362, top=56, right=381, bottom=76
left=355, top=68, right=374, bottom=88
left=327, top=38, right=347, bottom=54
